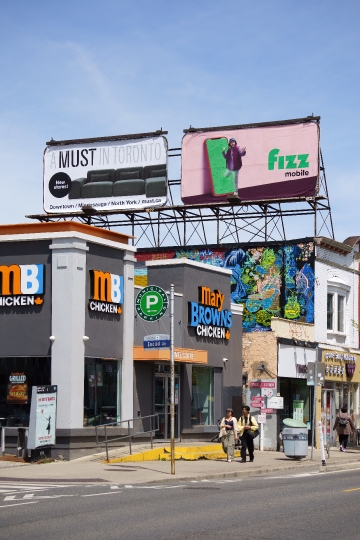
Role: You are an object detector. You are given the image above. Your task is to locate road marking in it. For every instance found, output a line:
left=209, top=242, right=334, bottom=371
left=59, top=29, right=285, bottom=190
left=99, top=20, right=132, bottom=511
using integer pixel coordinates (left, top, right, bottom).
left=32, top=495, right=75, bottom=499
left=23, top=494, right=34, bottom=499
left=0, top=501, right=38, bottom=508
left=344, top=487, right=360, bottom=492
left=111, top=485, right=120, bottom=489
left=82, top=493, right=118, bottom=498
left=4, top=496, right=16, bottom=501
left=124, top=485, right=133, bottom=488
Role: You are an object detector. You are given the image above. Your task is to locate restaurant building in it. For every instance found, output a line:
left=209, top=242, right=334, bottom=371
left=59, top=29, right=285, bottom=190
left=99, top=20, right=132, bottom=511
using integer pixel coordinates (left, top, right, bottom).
left=0, top=224, right=243, bottom=458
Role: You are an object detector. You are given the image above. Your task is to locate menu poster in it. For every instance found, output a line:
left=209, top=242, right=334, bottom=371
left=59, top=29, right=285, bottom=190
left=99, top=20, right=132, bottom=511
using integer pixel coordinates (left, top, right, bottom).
left=7, top=372, right=28, bottom=404
left=28, top=386, right=57, bottom=449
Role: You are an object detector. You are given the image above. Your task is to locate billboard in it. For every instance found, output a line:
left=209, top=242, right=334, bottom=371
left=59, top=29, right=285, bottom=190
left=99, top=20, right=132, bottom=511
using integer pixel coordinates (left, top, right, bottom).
left=181, top=122, right=319, bottom=204
left=43, top=135, right=168, bottom=214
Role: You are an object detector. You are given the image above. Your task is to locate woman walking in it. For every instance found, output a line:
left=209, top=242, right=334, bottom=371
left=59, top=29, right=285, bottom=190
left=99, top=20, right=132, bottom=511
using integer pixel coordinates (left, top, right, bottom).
left=220, top=407, right=238, bottom=462
left=333, top=406, right=355, bottom=452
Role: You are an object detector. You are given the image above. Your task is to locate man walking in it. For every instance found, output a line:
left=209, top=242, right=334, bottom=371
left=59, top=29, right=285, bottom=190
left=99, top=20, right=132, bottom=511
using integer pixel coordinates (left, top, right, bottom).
left=238, top=405, right=258, bottom=463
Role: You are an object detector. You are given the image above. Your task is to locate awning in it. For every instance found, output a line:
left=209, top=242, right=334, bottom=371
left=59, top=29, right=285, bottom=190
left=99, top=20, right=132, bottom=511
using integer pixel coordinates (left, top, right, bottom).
left=133, top=346, right=208, bottom=364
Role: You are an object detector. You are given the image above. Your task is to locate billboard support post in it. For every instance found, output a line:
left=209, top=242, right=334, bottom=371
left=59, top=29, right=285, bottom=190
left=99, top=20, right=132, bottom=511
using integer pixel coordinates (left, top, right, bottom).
left=170, top=284, right=175, bottom=475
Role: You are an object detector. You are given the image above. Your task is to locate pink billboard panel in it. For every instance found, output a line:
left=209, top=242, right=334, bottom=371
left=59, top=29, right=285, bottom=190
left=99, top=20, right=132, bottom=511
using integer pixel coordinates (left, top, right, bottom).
left=181, top=122, right=319, bottom=204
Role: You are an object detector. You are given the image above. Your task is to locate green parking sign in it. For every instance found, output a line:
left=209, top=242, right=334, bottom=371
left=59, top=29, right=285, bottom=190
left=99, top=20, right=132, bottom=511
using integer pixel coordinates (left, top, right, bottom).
left=135, top=285, right=168, bottom=321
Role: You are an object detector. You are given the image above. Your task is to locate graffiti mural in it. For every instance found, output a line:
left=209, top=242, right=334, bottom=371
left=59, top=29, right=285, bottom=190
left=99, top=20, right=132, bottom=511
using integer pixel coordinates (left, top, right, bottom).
left=135, top=240, right=314, bottom=332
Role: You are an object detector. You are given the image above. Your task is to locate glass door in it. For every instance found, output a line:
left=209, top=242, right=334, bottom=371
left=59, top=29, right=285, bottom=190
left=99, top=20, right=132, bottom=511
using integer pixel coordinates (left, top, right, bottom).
left=154, top=373, right=180, bottom=439
left=321, top=389, right=336, bottom=445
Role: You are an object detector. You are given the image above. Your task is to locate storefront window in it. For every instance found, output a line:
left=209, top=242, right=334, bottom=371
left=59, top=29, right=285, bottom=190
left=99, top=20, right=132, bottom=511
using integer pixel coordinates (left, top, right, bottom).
left=337, top=295, right=345, bottom=332
left=84, top=358, right=121, bottom=426
left=0, top=357, right=51, bottom=427
left=191, top=367, right=214, bottom=426
left=327, top=293, right=334, bottom=330
left=279, top=378, right=312, bottom=432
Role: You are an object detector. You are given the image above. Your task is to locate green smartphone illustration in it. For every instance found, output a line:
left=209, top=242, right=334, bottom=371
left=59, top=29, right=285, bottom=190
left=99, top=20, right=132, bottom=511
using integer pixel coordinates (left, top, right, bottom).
left=205, top=137, right=235, bottom=196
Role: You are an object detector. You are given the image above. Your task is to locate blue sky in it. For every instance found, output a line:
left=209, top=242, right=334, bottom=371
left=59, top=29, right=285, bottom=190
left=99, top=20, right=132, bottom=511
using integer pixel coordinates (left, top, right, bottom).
left=0, top=1, right=359, bottom=243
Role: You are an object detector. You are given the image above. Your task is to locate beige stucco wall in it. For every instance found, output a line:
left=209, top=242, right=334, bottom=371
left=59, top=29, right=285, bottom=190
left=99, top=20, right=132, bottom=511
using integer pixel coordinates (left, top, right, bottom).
left=242, top=331, right=278, bottom=381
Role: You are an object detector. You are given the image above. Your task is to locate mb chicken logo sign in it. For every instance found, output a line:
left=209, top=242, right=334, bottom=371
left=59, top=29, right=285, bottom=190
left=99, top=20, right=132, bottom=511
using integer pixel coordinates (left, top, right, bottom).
left=89, top=270, right=124, bottom=314
left=0, top=264, right=44, bottom=308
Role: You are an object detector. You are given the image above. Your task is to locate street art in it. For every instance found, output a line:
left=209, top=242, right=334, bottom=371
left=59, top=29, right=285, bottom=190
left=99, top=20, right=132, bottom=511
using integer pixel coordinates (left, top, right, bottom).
left=135, top=241, right=314, bottom=332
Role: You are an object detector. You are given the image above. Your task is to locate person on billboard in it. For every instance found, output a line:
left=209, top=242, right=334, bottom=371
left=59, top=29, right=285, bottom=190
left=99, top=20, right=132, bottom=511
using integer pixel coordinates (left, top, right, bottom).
left=222, top=138, right=246, bottom=195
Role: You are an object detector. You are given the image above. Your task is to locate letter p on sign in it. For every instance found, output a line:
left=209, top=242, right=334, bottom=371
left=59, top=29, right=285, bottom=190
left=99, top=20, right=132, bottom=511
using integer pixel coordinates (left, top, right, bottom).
left=146, top=294, right=159, bottom=311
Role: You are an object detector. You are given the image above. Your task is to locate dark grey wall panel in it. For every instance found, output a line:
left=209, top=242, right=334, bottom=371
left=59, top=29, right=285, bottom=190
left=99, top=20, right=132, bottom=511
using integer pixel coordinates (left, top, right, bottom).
left=0, top=240, right=51, bottom=356
left=85, top=242, right=124, bottom=358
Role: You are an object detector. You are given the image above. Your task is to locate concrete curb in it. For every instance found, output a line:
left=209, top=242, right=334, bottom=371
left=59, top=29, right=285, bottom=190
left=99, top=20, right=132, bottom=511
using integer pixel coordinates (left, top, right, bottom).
left=319, top=460, right=360, bottom=473
left=1, top=457, right=360, bottom=485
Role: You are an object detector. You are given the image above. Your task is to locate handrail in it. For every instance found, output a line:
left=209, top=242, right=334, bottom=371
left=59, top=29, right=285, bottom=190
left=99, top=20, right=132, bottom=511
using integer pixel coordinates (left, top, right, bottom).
left=95, top=414, right=159, bottom=461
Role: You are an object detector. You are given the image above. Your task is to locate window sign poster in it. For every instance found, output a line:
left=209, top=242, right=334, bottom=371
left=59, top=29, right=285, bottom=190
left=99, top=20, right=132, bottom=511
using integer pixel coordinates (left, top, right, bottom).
left=7, top=372, right=28, bottom=404
left=293, top=400, right=304, bottom=423
left=28, top=386, right=57, bottom=449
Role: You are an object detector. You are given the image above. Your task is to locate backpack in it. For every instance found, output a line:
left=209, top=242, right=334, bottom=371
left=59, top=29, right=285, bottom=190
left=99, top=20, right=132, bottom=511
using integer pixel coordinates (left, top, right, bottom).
left=338, top=416, right=348, bottom=427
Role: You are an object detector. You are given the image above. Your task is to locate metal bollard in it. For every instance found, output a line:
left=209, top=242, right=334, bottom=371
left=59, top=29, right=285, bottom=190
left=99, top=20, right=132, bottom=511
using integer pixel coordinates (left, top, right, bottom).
left=0, top=427, right=5, bottom=456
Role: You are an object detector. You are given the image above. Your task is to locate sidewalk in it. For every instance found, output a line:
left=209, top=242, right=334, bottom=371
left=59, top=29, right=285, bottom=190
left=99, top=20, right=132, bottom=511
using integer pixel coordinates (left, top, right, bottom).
left=1, top=446, right=360, bottom=484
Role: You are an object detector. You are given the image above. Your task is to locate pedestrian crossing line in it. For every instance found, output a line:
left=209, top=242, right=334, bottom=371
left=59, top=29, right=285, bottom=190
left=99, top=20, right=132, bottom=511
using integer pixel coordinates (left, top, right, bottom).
left=82, top=492, right=122, bottom=497
left=0, top=501, right=38, bottom=509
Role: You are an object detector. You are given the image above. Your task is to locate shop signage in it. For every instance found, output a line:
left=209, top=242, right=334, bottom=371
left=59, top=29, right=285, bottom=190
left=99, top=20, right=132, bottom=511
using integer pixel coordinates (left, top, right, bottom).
left=257, top=414, right=266, bottom=424
left=324, top=352, right=356, bottom=363
left=0, top=264, right=44, bottom=307
left=144, top=334, right=170, bottom=349
left=188, top=286, right=232, bottom=340
left=250, top=381, right=276, bottom=388
left=325, top=364, right=345, bottom=376
left=28, top=385, right=57, bottom=449
left=267, top=396, right=284, bottom=409
left=346, top=363, right=356, bottom=377
left=259, top=408, right=274, bottom=414
left=7, top=372, right=28, bottom=404
left=136, top=285, right=168, bottom=321
left=89, top=270, right=123, bottom=314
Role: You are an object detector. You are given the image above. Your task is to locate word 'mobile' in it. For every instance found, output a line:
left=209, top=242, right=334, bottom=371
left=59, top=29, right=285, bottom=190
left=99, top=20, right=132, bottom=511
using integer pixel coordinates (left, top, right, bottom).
left=89, top=270, right=124, bottom=314
left=188, top=286, right=232, bottom=340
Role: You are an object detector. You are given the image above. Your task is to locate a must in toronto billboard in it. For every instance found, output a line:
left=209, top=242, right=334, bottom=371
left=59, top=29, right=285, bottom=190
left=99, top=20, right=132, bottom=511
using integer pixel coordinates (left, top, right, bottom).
left=43, top=135, right=168, bottom=214
left=181, top=121, right=319, bottom=204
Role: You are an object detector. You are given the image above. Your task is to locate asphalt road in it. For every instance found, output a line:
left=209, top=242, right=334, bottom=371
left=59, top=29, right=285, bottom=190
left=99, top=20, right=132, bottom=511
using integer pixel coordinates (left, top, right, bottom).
left=1, top=468, right=360, bottom=539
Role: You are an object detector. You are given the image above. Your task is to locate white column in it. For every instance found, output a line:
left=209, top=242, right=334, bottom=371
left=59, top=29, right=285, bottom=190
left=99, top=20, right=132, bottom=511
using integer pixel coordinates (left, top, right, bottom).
left=121, top=251, right=135, bottom=422
left=50, top=237, right=88, bottom=429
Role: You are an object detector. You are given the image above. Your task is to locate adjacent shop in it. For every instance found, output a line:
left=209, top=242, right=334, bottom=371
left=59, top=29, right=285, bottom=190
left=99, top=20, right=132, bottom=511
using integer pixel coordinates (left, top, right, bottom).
left=133, top=259, right=243, bottom=441
left=277, top=337, right=317, bottom=444
left=319, top=347, right=360, bottom=446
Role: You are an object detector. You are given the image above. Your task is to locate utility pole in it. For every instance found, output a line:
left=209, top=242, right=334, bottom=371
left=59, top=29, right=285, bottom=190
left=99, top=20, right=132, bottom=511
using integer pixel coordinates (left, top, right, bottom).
left=170, top=284, right=175, bottom=474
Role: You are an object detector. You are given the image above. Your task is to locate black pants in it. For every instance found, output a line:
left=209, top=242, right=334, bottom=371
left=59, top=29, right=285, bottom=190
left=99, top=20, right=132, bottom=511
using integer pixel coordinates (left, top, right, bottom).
left=241, top=432, right=254, bottom=460
left=339, top=434, right=349, bottom=448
